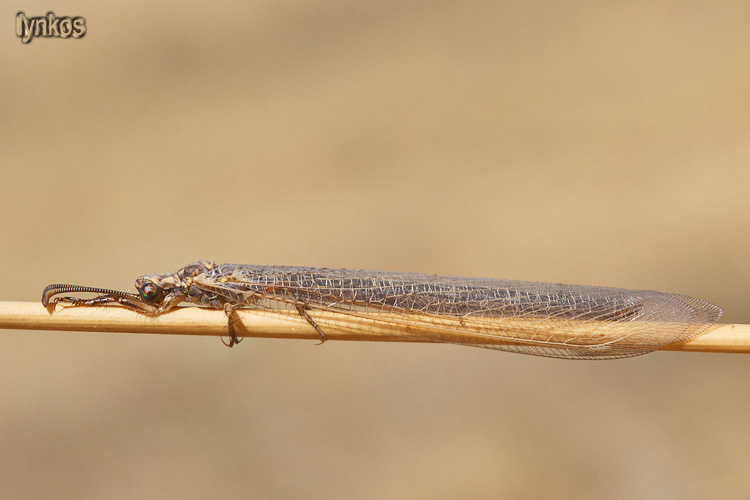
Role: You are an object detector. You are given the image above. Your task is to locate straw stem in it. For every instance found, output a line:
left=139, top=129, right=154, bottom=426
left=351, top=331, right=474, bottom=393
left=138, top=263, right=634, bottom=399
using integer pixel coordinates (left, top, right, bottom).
left=0, top=301, right=747, bottom=353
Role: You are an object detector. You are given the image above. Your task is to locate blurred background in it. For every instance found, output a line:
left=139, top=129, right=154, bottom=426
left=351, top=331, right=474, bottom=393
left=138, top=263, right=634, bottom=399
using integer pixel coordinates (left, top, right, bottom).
left=2, top=0, right=749, bottom=498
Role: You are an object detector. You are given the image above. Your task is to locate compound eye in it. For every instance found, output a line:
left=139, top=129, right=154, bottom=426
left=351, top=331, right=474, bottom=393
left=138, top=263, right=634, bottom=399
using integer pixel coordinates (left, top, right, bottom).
left=138, top=282, right=163, bottom=303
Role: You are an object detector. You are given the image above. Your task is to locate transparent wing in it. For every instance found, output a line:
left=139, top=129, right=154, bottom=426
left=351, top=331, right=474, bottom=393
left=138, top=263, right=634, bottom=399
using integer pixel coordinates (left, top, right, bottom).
left=192, top=265, right=722, bottom=359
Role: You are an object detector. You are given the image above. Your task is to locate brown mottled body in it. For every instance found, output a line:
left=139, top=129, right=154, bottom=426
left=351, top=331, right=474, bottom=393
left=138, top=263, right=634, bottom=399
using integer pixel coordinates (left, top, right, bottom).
left=43, top=261, right=722, bottom=358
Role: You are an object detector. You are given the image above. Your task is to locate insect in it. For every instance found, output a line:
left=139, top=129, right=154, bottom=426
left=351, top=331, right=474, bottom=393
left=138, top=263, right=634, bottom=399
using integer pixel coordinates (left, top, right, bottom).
left=41, top=260, right=722, bottom=359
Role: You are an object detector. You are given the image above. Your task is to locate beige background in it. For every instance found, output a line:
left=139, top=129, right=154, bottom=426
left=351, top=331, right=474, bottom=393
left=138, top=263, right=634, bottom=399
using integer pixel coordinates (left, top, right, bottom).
left=2, top=1, right=749, bottom=498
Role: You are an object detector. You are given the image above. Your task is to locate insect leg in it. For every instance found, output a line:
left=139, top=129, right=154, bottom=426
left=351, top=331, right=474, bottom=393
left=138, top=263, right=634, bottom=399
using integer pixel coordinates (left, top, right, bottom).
left=222, top=303, right=244, bottom=348
left=49, top=295, right=158, bottom=315
left=265, top=287, right=329, bottom=344
left=294, top=304, right=327, bottom=344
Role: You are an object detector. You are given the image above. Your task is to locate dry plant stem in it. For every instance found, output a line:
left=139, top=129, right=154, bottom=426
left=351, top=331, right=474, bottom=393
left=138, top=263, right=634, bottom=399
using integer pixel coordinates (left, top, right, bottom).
left=0, top=301, right=747, bottom=353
